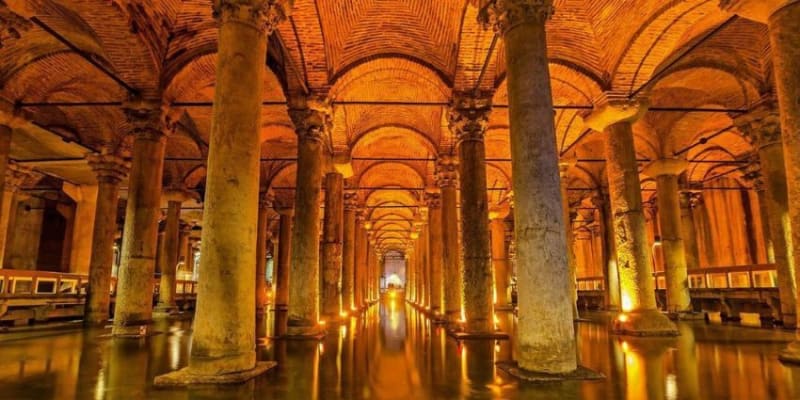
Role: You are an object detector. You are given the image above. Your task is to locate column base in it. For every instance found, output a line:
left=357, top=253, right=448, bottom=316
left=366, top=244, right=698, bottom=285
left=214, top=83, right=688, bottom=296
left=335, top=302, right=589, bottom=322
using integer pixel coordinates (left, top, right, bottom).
left=153, top=305, right=180, bottom=317
left=494, top=304, right=514, bottom=312
left=153, top=361, right=276, bottom=386
left=496, top=361, right=604, bottom=382
left=668, top=311, right=705, bottom=321
left=111, top=322, right=152, bottom=338
left=779, top=341, right=800, bottom=364
left=612, top=310, right=679, bottom=336
left=282, top=324, right=327, bottom=340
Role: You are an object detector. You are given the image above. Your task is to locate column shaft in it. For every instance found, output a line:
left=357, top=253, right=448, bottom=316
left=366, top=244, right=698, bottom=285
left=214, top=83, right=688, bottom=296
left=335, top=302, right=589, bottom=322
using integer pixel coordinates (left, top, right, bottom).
left=489, top=218, right=509, bottom=307
left=654, top=173, right=691, bottom=313
left=354, top=217, right=366, bottom=309
left=6, top=195, right=44, bottom=270
left=440, top=181, right=461, bottom=322
left=428, top=196, right=444, bottom=313
left=275, top=210, right=292, bottom=310
left=156, top=200, right=182, bottom=312
left=321, top=173, right=344, bottom=318
left=0, top=126, right=10, bottom=225
left=560, top=168, right=579, bottom=319
left=255, top=203, right=270, bottom=318
left=679, top=192, right=701, bottom=269
left=342, top=193, right=357, bottom=312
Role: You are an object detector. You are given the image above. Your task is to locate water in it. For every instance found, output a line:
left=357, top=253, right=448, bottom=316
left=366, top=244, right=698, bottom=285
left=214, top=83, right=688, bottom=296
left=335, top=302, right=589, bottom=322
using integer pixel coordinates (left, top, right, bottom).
left=1, top=296, right=799, bottom=399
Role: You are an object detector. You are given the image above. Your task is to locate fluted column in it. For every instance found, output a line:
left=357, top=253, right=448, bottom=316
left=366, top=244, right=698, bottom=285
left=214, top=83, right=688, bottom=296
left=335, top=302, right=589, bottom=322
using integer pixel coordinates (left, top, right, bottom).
left=480, top=0, right=580, bottom=373
left=84, top=153, right=129, bottom=325
left=155, top=0, right=290, bottom=385
left=585, top=95, right=677, bottom=336
left=426, top=191, right=444, bottom=314
left=113, top=100, right=168, bottom=338
left=643, top=159, right=692, bottom=314
left=737, top=107, right=796, bottom=327
left=437, top=156, right=461, bottom=323
left=342, top=191, right=358, bottom=313
left=489, top=206, right=510, bottom=308
left=156, top=188, right=192, bottom=314
left=287, top=100, right=329, bottom=336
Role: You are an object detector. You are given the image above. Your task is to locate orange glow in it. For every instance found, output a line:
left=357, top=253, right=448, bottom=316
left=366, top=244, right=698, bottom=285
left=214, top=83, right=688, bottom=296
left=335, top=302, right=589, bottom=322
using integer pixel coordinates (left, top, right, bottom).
left=340, top=311, right=349, bottom=318
left=621, top=292, right=634, bottom=312
left=618, top=313, right=629, bottom=323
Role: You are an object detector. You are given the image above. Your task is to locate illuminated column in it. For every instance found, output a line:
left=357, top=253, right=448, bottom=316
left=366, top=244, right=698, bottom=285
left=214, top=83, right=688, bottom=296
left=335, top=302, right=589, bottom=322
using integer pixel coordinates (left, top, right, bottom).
left=679, top=191, right=702, bottom=269
left=593, top=191, right=621, bottom=310
left=737, top=107, right=796, bottom=327
left=342, top=191, right=358, bottom=313
left=156, top=188, right=192, bottom=314
left=367, top=240, right=377, bottom=302
left=321, top=172, right=344, bottom=320
left=410, top=229, right=420, bottom=304
left=418, top=209, right=430, bottom=309
left=643, top=160, right=692, bottom=314
left=426, top=191, right=444, bottom=314
left=481, top=0, right=581, bottom=373
left=287, top=100, right=329, bottom=336
left=584, top=95, right=677, bottom=335
left=437, top=156, right=461, bottom=323
left=489, top=206, right=510, bottom=308
left=112, top=100, right=168, bottom=338
left=354, top=213, right=367, bottom=309
left=154, top=1, right=290, bottom=385
left=450, top=94, right=493, bottom=333
left=559, top=162, right=579, bottom=319
left=84, top=153, right=129, bottom=325
left=63, top=183, right=98, bottom=274
left=274, top=208, right=293, bottom=311
left=0, top=125, right=9, bottom=225
left=5, top=194, right=44, bottom=270
left=255, top=194, right=273, bottom=320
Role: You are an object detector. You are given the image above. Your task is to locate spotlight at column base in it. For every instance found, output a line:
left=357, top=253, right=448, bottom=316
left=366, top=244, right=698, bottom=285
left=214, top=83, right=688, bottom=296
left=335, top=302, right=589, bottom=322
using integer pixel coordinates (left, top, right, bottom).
left=612, top=309, right=679, bottom=336
left=496, top=361, right=604, bottom=383
left=778, top=341, right=800, bottom=365
left=153, top=361, right=277, bottom=387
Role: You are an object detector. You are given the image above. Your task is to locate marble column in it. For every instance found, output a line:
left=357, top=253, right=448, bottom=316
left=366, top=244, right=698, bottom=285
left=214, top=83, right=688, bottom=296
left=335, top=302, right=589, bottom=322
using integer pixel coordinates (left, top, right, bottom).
left=437, top=156, right=461, bottom=323
left=354, top=213, right=367, bottom=309
left=481, top=0, right=580, bottom=373
left=585, top=95, right=677, bottom=336
left=643, top=159, right=692, bottom=314
left=593, top=191, right=621, bottom=310
left=410, top=229, right=420, bottom=304
left=342, top=191, right=358, bottom=313
left=489, top=207, right=510, bottom=308
left=5, top=194, right=44, bottom=270
left=112, top=100, right=167, bottom=338
left=450, top=94, right=493, bottom=334
left=559, top=163, right=579, bottom=319
left=154, top=0, right=290, bottom=385
left=736, top=108, right=796, bottom=327
left=679, top=191, right=702, bottom=270
left=0, top=125, right=10, bottom=225
left=274, top=208, right=293, bottom=311
left=287, top=100, right=329, bottom=336
left=426, top=191, right=444, bottom=314
left=321, top=172, right=344, bottom=319
left=84, top=153, right=129, bottom=325
left=156, top=189, right=191, bottom=314
left=63, top=183, right=98, bottom=274
left=255, top=194, right=273, bottom=320
left=0, top=163, right=28, bottom=265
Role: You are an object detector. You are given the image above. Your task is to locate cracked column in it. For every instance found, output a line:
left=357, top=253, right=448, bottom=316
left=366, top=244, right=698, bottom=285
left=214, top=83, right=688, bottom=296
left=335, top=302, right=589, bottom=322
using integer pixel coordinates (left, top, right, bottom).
left=84, top=153, right=129, bottom=325
left=643, top=159, right=692, bottom=315
left=154, top=0, right=290, bottom=385
left=584, top=94, right=677, bottom=335
left=321, top=172, right=344, bottom=320
left=480, top=0, right=580, bottom=373
left=342, top=191, right=358, bottom=313
left=287, top=99, right=329, bottom=336
left=113, top=100, right=168, bottom=338
left=737, top=107, right=796, bottom=327
left=156, top=188, right=192, bottom=314
left=426, top=191, right=444, bottom=314
left=489, top=206, right=510, bottom=309
left=450, top=94, right=494, bottom=334
left=437, top=156, right=461, bottom=323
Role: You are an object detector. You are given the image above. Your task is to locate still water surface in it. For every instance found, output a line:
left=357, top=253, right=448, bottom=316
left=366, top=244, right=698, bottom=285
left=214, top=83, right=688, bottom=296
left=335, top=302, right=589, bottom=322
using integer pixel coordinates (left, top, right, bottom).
left=0, top=296, right=798, bottom=399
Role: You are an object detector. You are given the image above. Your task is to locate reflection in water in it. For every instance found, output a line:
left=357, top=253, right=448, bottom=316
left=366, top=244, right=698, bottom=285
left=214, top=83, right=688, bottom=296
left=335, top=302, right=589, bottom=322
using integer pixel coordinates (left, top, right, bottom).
left=1, top=299, right=800, bottom=399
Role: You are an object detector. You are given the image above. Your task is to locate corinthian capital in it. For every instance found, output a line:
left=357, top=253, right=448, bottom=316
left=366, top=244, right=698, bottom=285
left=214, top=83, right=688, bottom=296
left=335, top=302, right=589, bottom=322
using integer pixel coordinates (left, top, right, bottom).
left=122, top=98, right=170, bottom=141
left=478, top=0, right=554, bottom=34
left=213, top=0, right=292, bottom=34
left=734, top=103, right=782, bottom=150
left=449, top=92, right=492, bottom=143
left=288, top=96, right=331, bottom=143
left=435, top=156, right=459, bottom=188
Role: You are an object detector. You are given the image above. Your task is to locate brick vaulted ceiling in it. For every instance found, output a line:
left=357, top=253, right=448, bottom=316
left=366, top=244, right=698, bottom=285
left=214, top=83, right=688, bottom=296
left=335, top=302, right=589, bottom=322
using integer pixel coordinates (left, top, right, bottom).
left=0, top=0, right=775, bottom=251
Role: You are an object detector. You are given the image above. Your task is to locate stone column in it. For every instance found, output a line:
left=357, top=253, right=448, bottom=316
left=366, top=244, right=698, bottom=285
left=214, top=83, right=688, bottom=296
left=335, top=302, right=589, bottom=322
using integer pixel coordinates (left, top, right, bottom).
left=342, top=190, right=357, bottom=313
left=367, top=241, right=376, bottom=303
left=287, top=100, right=330, bottom=336
left=489, top=206, right=510, bottom=308
left=426, top=191, right=444, bottom=314
left=354, top=213, right=367, bottom=309
left=5, top=194, right=44, bottom=270
left=274, top=208, right=293, bottom=311
left=418, top=210, right=430, bottom=309
left=584, top=95, right=677, bottom=336
left=112, top=100, right=167, bottom=338
left=480, top=0, right=580, bottom=373
left=449, top=94, right=494, bottom=334
left=559, top=162, right=579, bottom=319
left=437, top=156, right=461, bottom=323
left=156, top=189, right=191, bottom=314
left=321, top=172, right=344, bottom=320
left=154, top=0, right=290, bottom=385
left=178, top=225, right=191, bottom=270
left=255, top=194, right=273, bottom=320
left=736, top=108, right=796, bottom=327
left=593, top=191, right=621, bottom=310
left=643, top=159, right=692, bottom=314
left=409, top=230, right=420, bottom=304
left=0, top=162, right=27, bottom=265
left=63, top=183, right=98, bottom=274
left=679, top=191, right=702, bottom=270
left=0, top=125, right=10, bottom=226
left=84, top=153, right=129, bottom=325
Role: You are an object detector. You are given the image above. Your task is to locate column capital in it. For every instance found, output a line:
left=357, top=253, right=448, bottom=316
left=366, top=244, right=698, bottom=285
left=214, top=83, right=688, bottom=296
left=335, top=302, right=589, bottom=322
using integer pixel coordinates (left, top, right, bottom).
left=435, top=156, right=459, bottom=188
left=276, top=207, right=295, bottom=217
left=344, top=190, right=359, bottom=211
left=5, top=162, right=37, bottom=192
left=87, top=152, right=130, bottom=184
left=478, top=0, right=554, bottom=35
left=449, top=91, right=492, bottom=143
left=257, top=190, right=275, bottom=210
left=289, top=95, right=331, bottom=143
left=742, top=158, right=766, bottom=191
left=584, top=92, right=648, bottom=132
left=489, top=204, right=510, bottom=220
left=679, top=190, right=703, bottom=209
left=122, top=98, right=171, bottom=140
left=719, top=0, right=797, bottom=23
left=734, top=105, right=781, bottom=150
left=642, top=159, right=689, bottom=178
left=213, top=0, right=292, bottom=34
left=163, top=187, right=196, bottom=204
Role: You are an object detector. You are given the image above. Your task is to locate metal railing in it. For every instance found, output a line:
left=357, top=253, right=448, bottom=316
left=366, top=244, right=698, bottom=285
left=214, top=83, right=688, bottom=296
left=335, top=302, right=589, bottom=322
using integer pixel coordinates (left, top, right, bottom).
left=575, top=264, right=778, bottom=293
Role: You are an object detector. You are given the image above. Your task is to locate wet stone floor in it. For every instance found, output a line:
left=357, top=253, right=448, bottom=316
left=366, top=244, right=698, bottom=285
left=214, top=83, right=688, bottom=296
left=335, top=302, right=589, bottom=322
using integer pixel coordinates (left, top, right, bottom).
left=1, top=295, right=800, bottom=399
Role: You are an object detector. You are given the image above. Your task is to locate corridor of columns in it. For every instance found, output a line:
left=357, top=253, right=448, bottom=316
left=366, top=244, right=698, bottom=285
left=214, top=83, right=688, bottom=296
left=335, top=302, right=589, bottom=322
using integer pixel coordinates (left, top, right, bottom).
left=1, top=0, right=800, bottom=398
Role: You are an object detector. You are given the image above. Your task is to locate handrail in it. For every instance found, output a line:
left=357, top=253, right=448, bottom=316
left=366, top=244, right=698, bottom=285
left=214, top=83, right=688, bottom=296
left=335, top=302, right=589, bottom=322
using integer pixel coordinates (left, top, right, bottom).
left=576, top=264, right=779, bottom=293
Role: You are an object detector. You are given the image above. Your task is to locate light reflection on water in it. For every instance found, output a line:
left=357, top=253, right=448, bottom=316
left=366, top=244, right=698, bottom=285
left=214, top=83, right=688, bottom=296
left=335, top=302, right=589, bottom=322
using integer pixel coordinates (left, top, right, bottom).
left=0, top=297, right=799, bottom=399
